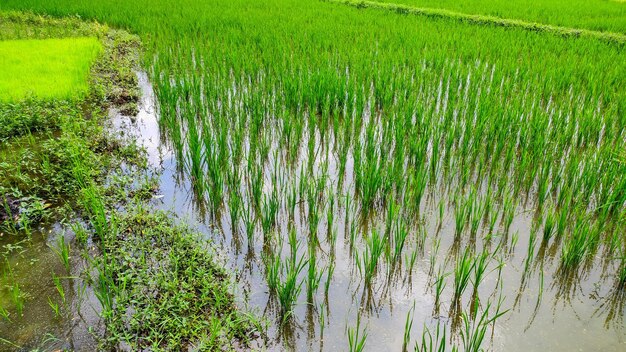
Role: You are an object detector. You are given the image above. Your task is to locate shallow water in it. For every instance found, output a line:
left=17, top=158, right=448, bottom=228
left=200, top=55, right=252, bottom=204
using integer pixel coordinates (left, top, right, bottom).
left=0, top=221, right=100, bottom=351
left=2, top=72, right=624, bottom=351
left=126, top=73, right=625, bottom=351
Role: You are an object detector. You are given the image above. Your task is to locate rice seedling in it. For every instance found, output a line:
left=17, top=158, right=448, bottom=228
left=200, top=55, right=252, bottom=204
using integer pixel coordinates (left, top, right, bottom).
left=460, top=297, right=508, bottom=352
left=433, top=268, right=448, bottom=312
left=52, top=273, right=66, bottom=304
left=618, top=256, right=626, bottom=287
left=561, top=219, right=592, bottom=269
left=94, top=265, right=114, bottom=320
left=50, top=235, right=70, bottom=273
left=10, top=281, right=24, bottom=316
left=277, top=256, right=307, bottom=320
left=524, top=228, right=538, bottom=273
left=542, top=207, right=556, bottom=243
left=356, top=230, right=386, bottom=287
left=347, top=314, right=368, bottom=352
left=265, top=253, right=281, bottom=295
left=414, top=322, right=448, bottom=352
left=325, top=260, right=335, bottom=297
left=402, top=304, right=415, bottom=352
left=306, top=244, right=325, bottom=302
left=453, top=249, right=476, bottom=302
left=48, top=297, right=61, bottom=318
left=472, top=251, right=491, bottom=297
left=0, top=306, right=9, bottom=322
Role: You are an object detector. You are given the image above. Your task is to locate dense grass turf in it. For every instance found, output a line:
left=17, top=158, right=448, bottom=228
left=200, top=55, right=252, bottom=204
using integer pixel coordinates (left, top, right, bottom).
left=0, top=37, right=101, bottom=102
left=375, top=0, right=626, bottom=33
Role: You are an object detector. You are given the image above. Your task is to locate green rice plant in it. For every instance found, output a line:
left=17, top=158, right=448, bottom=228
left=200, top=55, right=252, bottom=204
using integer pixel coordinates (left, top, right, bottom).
left=48, top=297, right=61, bottom=318
left=542, top=207, right=556, bottom=243
left=402, top=304, right=415, bottom=352
left=454, top=195, right=469, bottom=236
left=460, top=297, right=508, bottom=352
left=287, top=185, right=297, bottom=220
left=277, top=256, right=307, bottom=319
left=433, top=268, right=448, bottom=311
left=243, top=203, right=256, bottom=244
left=437, top=198, right=445, bottom=229
left=318, top=301, right=326, bottom=336
left=453, top=249, right=476, bottom=302
left=555, top=206, right=569, bottom=239
left=524, top=228, right=538, bottom=274
left=406, top=244, right=419, bottom=276
left=356, top=230, right=385, bottom=287
left=70, top=222, right=88, bottom=246
left=80, top=185, right=110, bottom=244
left=228, top=188, right=242, bottom=231
left=0, top=305, right=9, bottom=322
left=502, top=192, right=515, bottom=234
left=561, top=219, right=592, bottom=269
left=342, top=0, right=626, bottom=35
left=287, top=226, right=299, bottom=264
left=414, top=322, right=448, bottom=352
left=187, top=129, right=206, bottom=199
left=10, top=281, right=24, bottom=316
left=619, top=254, right=626, bottom=287
left=393, top=219, right=409, bottom=264
left=327, top=193, right=336, bottom=239
left=510, top=231, right=519, bottom=253
left=472, top=251, right=491, bottom=298
left=50, top=273, right=66, bottom=307
left=265, top=253, right=281, bottom=295
left=468, top=191, right=483, bottom=238
left=3, top=0, right=626, bottom=347
left=50, top=235, right=71, bottom=273
left=94, top=265, right=114, bottom=320
left=261, top=191, right=279, bottom=234
left=325, top=260, right=335, bottom=297
left=348, top=314, right=368, bottom=352
left=306, top=244, right=324, bottom=302
left=428, top=238, right=441, bottom=276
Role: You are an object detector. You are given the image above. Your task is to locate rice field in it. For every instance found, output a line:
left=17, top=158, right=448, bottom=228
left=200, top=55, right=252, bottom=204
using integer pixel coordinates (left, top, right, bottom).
left=375, top=0, right=626, bottom=33
left=0, top=37, right=101, bottom=102
left=1, top=0, right=625, bottom=350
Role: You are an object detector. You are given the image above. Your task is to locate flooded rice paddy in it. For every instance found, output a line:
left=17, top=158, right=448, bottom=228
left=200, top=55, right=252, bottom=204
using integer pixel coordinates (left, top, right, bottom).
left=2, top=71, right=625, bottom=351
left=132, top=73, right=625, bottom=350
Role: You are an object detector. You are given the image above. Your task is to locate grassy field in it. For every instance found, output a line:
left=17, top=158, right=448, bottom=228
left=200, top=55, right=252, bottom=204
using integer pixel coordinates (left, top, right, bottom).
left=0, top=37, right=101, bottom=102
left=0, top=0, right=624, bottom=351
left=375, top=0, right=626, bottom=33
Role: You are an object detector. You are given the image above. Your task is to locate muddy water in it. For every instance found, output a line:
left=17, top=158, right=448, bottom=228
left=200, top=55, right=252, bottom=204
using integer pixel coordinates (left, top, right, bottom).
left=125, top=73, right=625, bottom=351
left=0, top=221, right=100, bottom=351
left=3, top=72, right=624, bottom=351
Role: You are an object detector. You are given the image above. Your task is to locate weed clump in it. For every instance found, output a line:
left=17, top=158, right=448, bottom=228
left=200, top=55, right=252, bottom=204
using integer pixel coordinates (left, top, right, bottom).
left=95, top=208, right=261, bottom=351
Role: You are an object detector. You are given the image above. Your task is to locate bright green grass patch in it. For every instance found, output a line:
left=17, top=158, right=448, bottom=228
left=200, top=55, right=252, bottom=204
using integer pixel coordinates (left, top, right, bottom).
left=0, top=37, right=101, bottom=102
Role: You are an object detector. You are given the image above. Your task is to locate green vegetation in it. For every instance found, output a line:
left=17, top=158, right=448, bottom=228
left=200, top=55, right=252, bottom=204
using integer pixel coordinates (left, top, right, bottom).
left=95, top=207, right=260, bottom=350
left=374, top=0, right=626, bottom=33
left=0, top=0, right=624, bottom=350
left=333, top=0, right=626, bottom=43
left=0, top=13, right=259, bottom=351
left=0, top=37, right=101, bottom=102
